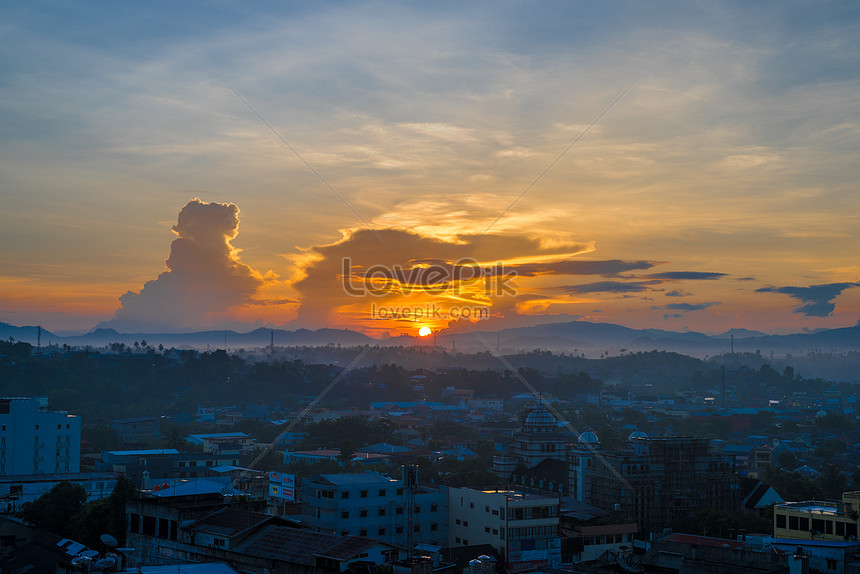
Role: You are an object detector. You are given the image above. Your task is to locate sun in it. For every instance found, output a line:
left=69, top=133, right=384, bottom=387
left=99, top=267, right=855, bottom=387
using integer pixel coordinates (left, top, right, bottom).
left=418, top=326, right=432, bottom=337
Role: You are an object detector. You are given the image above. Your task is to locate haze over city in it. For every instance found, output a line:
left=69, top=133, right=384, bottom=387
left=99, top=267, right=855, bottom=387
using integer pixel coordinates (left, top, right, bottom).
left=2, top=1, right=859, bottom=337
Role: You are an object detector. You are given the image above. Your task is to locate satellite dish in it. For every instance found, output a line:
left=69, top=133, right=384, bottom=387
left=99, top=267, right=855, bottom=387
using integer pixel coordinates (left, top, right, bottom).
left=100, top=534, right=119, bottom=548
left=95, top=557, right=117, bottom=570
left=79, top=550, right=99, bottom=558
left=71, top=556, right=92, bottom=567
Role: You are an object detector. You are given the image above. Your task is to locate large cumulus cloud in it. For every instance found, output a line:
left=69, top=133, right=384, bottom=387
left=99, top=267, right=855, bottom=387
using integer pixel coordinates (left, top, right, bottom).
left=100, top=199, right=266, bottom=332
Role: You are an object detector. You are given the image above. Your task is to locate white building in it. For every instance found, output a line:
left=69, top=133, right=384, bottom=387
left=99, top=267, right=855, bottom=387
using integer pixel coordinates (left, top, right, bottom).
left=302, top=470, right=449, bottom=548
left=0, top=397, right=80, bottom=476
left=448, top=487, right=561, bottom=570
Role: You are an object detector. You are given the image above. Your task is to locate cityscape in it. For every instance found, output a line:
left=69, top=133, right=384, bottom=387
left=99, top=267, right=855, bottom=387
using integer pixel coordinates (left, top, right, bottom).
left=2, top=2, right=860, bottom=574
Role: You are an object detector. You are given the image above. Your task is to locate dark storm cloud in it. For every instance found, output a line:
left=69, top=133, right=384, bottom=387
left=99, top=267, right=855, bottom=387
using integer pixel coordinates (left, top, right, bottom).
left=646, top=271, right=728, bottom=280
left=756, top=282, right=860, bottom=317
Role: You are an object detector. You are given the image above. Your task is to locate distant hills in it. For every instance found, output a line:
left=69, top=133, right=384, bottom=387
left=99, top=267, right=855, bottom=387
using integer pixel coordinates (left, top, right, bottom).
left=2, top=319, right=858, bottom=357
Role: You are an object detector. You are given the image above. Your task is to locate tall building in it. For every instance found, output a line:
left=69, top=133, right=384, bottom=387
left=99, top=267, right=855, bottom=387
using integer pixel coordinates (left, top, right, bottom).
left=447, top=487, right=561, bottom=570
left=588, top=435, right=739, bottom=533
left=493, top=406, right=570, bottom=481
left=302, top=469, right=449, bottom=548
left=0, top=397, right=80, bottom=476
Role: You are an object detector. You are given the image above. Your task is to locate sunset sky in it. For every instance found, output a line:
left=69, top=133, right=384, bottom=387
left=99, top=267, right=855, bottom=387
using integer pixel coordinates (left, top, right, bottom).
left=2, top=1, right=859, bottom=336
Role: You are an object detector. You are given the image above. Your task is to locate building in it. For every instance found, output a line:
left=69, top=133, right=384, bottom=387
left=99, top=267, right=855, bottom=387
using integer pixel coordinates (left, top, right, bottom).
left=302, top=469, right=449, bottom=548
left=186, top=433, right=255, bottom=455
left=110, top=417, right=164, bottom=448
left=773, top=491, right=860, bottom=541
left=0, top=397, right=80, bottom=476
left=97, top=449, right=240, bottom=488
left=0, top=471, right=118, bottom=513
left=587, top=435, right=739, bottom=534
left=126, top=492, right=403, bottom=574
left=493, top=406, right=570, bottom=479
left=447, top=487, right=561, bottom=570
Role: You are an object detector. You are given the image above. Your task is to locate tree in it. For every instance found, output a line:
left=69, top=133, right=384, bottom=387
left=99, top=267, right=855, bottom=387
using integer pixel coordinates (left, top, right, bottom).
left=777, top=450, right=797, bottom=470
left=72, top=476, right=137, bottom=548
left=819, top=464, right=848, bottom=500
left=20, top=481, right=87, bottom=537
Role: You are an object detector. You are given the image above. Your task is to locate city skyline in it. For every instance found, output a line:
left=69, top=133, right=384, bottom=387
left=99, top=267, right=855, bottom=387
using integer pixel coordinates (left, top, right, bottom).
left=2, top=2, right=859, bottom=335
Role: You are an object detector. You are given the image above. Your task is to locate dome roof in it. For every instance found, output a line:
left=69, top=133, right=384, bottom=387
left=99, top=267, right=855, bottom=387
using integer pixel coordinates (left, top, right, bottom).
left=578, top=426, right=600, bottom=444
left=524, top=407, right=556, bottom=430
left=628, top=430, right=648, bottom=441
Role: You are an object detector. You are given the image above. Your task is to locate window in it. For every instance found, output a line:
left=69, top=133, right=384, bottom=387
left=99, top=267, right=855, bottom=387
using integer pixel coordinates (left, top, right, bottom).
left=431, top=503, right=438, bottom=512
left=826, top=558, right=837, bottom=571
left=456, top=519, right=461, bottom=525
left=214, top=537, right=226, bottom=547
left=379, top=489, right=386, bottom=496
left=788, top=516, right=798, bottom=530
left=360, top=529, right=367, bottom=537
left=430, top=522, right=437, bottom=531
left=470, top=502, right=475, bottom=508
left=776, top=514, right=786, bottom=528
left=378, top=527, right=386, bottom=535
left=397, top=488, right=404, bottom=495
left=456, top=537, right=461, bottom=544
left=463, top=539, right=469, bottom=545
left=463, top=521, right=469, bottom=527
left=396, top=526, right=404, bottom=534
left=379, top=508, right=386, bottom=516
left=414, top=524, right=421, bottom=532
left=415, top=505, right=421, bottom=513
left=485, top=527, right=490, bottom=533
left=360, top=490, right=368, bottom=498
left=360, top=509, right=368, bottom=517
left=342, top=491, right=349, bottom=499
left=342, top=510, right=349, bottom=519
left=396, top=506, right=404, bottom=515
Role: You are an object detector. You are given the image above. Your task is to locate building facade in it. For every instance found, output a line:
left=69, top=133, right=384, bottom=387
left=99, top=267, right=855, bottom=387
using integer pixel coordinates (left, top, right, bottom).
left=302, top=470, right=449, bottom=548
left=0, top=397, right=80, bottom=476
left=774, top=491, right=860, bottom=541
left=447, top=487, right=561, bottom=570
left=588, top=436, right=739, bottom=533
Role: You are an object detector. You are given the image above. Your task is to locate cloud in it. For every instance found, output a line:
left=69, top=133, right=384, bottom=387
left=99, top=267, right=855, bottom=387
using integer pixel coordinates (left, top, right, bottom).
left=665, top=290, right=691, bottom=297
left=646, top=272, right=728, bottom=280
left=755, top=282, right=860, bottom=317
left=99, top=199, right=268, bottom=332
left=514, top=260, right=657, bottom=277
left=561, top=280, right=662, bottom=294
left=664, top=302, right=720, bottom=311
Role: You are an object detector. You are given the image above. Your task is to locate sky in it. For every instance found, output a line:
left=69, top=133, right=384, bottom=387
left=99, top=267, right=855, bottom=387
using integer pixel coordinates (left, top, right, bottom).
left=1, top=1, right=859, bottom=337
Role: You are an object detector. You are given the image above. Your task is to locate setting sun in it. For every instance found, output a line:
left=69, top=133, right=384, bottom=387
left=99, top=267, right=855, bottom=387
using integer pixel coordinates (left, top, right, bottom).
left=418, top=326, right=432, bottom=337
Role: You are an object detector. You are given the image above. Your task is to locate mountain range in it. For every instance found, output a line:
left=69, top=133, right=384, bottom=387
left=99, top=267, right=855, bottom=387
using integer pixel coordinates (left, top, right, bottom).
left=2, top=319, right=858, bottom=357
